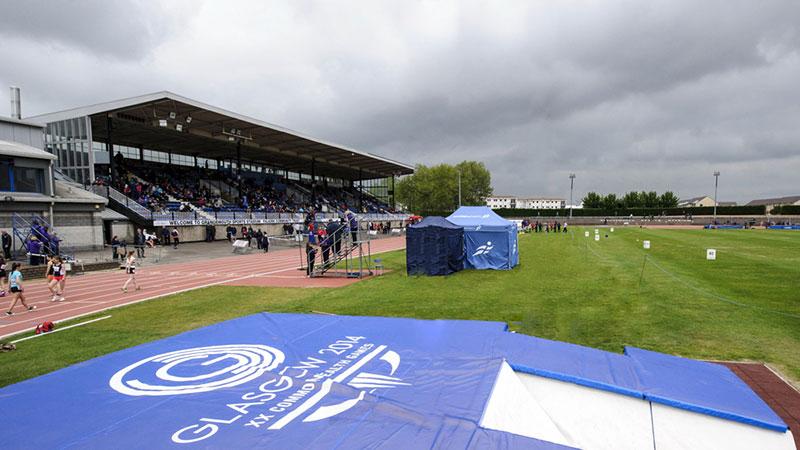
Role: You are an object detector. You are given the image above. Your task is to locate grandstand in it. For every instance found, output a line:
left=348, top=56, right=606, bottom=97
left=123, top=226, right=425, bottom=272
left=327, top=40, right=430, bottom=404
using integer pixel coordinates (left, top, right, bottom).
left=28, top=91, right=413, bottom=242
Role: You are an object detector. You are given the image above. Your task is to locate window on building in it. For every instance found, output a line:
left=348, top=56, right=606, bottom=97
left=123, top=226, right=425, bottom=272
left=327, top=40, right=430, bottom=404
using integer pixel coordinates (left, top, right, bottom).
left=12, top=166, right=45, bottom=193
left=0, top=161, right=11, bottom=191
left=143, top=149, right=169, bottom=164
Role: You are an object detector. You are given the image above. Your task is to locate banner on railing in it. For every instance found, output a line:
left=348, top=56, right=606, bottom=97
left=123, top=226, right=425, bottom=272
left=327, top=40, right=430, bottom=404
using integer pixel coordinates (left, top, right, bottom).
left=153, top=218, right=291, bottom=226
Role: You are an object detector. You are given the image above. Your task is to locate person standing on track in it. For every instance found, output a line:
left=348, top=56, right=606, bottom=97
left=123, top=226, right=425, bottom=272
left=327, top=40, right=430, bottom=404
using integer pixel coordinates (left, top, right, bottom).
left=5, top=263, right=35, bottom=316
left=171, top=227, right=180, bottom=249
left=1, top=231, right=11, bottom=259
left=260, top=231, right=269, bottom=253
left=48, top=256, right=67, bottom=302
left=306, top=226, right=318, bottom=277
left=161, top=227, right=170, bottom=247
left=121, top=251, right=141, bottom=293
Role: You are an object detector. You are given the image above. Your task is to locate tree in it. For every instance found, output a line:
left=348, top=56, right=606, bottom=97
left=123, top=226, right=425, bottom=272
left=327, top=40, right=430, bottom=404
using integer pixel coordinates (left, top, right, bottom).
left=582, top=192, right=602, bottom=208
left=659, top=191, right=679, bottom=208
left=602, top=193, right=620, bottom=210
left=395, top=161, right=492, bottom=214
left=622, top=191, right=641, bottom=208
left=641, top=191, right=659, bottom=208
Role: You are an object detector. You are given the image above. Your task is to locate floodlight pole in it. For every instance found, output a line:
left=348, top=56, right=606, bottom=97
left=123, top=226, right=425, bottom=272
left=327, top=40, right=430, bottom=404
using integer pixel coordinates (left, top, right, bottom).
left=458, top=170, right=462, bottom=207
left=569, top=173, right=576, bottom=218
left=713, top=171, right=720, bottom=221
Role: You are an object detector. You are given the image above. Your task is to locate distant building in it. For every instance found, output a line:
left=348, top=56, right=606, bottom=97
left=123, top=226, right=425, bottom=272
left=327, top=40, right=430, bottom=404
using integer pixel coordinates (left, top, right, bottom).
left=486, top=195, right=516, bottom=209
left=678, top=196, right=715, bottom=207
left=717, top=201, right=737, bottom=207
left=486, top=195, right=565, bottom=210
left=746, top=195, right=800, bottom=211
left=1, top=114, right=108, bottom=253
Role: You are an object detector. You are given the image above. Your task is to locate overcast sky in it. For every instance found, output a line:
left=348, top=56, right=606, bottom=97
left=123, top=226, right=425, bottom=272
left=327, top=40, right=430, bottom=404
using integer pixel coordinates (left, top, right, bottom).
left=1, top=0, right=799, bottom=202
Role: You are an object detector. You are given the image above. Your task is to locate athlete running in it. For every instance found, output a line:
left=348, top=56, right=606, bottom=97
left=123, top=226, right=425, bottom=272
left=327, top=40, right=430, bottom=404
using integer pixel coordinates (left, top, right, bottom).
left=121, top=251, right=141, bottom=293
left=44, top=256, right=56, bottom=298
left=5, top=263, right=36, bottom=316
left=48, top=256, right=66, bottom=302
left=0, top=256, right=7, bottom=297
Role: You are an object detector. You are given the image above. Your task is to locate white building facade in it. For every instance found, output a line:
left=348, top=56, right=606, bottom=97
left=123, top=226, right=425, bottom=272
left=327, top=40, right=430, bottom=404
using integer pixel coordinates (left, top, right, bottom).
left=486, top=196, right=566, bottom=210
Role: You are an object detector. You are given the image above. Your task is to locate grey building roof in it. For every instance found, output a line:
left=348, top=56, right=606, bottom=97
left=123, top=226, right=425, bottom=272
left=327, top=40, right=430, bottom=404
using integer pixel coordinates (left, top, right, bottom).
left=747, top=195, right=800, bottom=206
left=0, top=139, right=57, bottom=160
left=0, top=115, right=45, bottom=128
left=679, top=196, right=710, bottom=203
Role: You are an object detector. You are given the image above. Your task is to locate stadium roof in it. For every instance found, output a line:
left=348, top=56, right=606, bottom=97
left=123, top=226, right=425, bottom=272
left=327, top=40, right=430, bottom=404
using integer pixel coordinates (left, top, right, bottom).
left=29, top=91, right=414, bottom=180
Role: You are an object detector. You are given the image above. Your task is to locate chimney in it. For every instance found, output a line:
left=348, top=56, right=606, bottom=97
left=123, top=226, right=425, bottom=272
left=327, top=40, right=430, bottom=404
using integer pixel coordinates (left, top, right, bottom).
left=10, top=86, right=21, bottom=119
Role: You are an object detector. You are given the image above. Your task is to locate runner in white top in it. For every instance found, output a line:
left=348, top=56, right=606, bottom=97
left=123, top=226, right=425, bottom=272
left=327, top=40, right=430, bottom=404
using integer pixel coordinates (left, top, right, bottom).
left=121, top=251, right=141, bottom=293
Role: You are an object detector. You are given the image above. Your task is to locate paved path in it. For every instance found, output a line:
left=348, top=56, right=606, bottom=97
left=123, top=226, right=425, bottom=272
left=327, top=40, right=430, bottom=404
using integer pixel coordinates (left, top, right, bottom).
left=1, top=237, right=405, bottom=339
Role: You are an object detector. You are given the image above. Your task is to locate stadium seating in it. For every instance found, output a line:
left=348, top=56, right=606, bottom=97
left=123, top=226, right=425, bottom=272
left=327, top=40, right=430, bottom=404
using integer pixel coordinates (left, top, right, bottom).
left=95, top=159, right=397, bottom=215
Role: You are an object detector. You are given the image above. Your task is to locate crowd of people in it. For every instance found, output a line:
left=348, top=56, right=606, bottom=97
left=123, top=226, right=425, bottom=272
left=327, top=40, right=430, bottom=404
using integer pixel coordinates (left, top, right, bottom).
left=93, top=157, right=397, bottom=216
left=520, top=219, right=568, bottom=233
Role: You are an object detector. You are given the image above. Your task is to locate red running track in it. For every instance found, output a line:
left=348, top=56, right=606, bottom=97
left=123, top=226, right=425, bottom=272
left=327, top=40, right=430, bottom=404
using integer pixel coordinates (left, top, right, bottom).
left=0, top=237, right=406, bottom=339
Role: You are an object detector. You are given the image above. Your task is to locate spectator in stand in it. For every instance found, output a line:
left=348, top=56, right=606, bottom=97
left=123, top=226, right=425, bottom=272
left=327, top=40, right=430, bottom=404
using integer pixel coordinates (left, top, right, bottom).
left=345, top=209, right=358, bottom=245
left=50, top=233, right=61, bottom=255
left=27, top=237, right=42, bottom=265
left=110, top=235, right=121, bottom=260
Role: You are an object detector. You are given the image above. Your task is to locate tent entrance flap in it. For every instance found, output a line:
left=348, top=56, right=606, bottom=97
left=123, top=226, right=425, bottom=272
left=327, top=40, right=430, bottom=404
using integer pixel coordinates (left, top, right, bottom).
left=447, top=206, right=519, bottom=270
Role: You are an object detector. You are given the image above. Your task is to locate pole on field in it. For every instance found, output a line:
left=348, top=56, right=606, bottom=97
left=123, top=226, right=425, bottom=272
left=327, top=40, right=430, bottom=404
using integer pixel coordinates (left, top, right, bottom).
left=569, top=173, right=576, bottom=218
left=638, top=253, right=648, bottom=287
left=713, top=171, right=720, bottom=222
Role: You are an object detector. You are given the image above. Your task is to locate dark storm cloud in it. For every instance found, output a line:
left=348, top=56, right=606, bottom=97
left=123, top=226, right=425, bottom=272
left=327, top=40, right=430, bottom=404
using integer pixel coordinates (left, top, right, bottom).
left=0, top=1, right=181, bottom=59
left=1, top=0, right=798, bottom=202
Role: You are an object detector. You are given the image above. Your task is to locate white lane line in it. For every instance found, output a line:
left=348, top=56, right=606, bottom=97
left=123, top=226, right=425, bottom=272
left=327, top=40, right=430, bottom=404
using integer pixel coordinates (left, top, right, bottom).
left=11, top=315, right=112, bottom=343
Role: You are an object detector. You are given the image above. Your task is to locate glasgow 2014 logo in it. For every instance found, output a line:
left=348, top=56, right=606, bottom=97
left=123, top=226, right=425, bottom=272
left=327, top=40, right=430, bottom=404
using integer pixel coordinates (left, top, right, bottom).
left=109, top=344, right=285, bottom=396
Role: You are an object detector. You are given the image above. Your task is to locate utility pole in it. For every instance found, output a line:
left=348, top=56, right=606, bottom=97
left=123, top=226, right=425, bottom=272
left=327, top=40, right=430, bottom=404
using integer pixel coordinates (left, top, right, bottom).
left=713, top=171, right=720, bottom=222
left=569, top=173, right=576, bottom=218
left=458, top=170, right=462, bottom=207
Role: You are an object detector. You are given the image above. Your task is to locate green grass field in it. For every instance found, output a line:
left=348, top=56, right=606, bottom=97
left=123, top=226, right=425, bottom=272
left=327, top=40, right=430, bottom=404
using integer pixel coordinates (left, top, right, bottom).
left=2, top=227, right=799, bottom=388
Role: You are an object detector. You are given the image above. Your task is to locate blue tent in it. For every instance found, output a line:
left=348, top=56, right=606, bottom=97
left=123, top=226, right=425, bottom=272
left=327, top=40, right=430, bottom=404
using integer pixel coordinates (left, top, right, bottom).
left=448, top=206, right=519, bottom=270
left=406, top=216, right=464, bottom=276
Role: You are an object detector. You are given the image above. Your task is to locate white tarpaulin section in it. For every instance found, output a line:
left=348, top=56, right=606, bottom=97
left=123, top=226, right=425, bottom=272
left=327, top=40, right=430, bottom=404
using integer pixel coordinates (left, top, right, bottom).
left=481, top=369, right=795, bottom=450
left=516, top=372, right=655, bottom=449
left=651, top=403, right=796, bottom=450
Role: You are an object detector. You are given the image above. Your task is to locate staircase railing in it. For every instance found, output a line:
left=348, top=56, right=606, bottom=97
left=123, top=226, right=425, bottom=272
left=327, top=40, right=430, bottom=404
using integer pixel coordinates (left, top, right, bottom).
left=11, top=213, right=56, bottom=260
left=90, top=185, right=154, bottom=220
left=307, top=226, right=372, bottom=278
